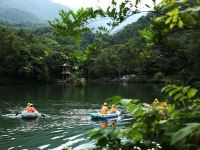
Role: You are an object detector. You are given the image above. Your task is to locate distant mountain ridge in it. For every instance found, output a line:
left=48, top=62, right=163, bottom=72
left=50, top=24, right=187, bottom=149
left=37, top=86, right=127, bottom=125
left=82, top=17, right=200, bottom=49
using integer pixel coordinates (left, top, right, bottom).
left=0, top=0, right=148, bottom=34
left=109, top=14, right=152, bottom=44
left=0, top=8, right=40, bottom=24
left=0, top=0, right=68, bottom=24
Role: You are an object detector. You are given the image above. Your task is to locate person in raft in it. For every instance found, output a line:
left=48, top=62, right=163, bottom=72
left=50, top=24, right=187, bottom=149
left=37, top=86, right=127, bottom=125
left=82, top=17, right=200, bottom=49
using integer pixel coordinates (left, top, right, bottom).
left=101, top=121, right=107, bottom=128
left=25, top=103, right=31, bottom=110
left=110, top=104, right=117, bottom=114
left=162, top=101, right=169, bottom=108
left=147, top=98, right=159, bottom=109
left=26, top=103, right=37, bottom=113
left=101, top=102, right=108, bottom=114
left=153, top=98, right=159, bottom=104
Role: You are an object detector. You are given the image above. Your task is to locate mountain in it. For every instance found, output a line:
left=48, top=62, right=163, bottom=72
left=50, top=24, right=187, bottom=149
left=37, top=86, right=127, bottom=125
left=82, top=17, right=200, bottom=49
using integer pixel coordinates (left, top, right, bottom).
left=0, top=0, right=68, bottom=24
left=0, top=0, right=147, bottom=33
left=0, top=8, right=40, bottom=24
left=109, top=14, right=152, bottom=44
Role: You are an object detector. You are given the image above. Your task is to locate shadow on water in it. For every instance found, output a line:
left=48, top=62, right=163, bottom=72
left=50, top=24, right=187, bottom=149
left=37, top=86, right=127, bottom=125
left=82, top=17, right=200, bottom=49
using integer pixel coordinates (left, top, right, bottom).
left=0, top=83, right=163, bottom=149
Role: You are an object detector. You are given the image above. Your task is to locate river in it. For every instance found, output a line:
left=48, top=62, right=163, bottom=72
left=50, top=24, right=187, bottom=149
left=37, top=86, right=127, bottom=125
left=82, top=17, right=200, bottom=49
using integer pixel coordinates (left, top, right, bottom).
left=0, top=82, right=163, bottom=150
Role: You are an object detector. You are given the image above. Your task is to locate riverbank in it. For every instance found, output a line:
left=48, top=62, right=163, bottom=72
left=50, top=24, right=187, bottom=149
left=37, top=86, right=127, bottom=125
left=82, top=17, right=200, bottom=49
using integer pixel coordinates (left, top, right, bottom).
left=1, top=74, right=200, bottom=87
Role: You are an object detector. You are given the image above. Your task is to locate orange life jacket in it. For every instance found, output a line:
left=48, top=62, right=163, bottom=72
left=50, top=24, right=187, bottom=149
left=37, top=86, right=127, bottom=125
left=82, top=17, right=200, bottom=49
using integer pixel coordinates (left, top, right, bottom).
left=101, top=122, right=107, bottom=128
left=26, top=106, right=36, bottom=113
left=110, top=107, right=116, bottom=114
left=101, top=106, right=108, bottom=114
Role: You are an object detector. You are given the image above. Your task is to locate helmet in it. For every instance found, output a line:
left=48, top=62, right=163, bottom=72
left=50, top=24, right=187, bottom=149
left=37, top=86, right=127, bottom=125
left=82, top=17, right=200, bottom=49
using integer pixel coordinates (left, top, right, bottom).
left=154, top=98, right=158, bottom=102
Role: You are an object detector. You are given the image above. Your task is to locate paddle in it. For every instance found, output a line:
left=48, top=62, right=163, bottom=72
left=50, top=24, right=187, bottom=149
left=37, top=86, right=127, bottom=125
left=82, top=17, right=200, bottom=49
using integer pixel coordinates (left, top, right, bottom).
left=15, top=109, right=26, bottom=116
left=41, top=113, right=49, bottom=118
left=15, top=112, right=20, bottom=116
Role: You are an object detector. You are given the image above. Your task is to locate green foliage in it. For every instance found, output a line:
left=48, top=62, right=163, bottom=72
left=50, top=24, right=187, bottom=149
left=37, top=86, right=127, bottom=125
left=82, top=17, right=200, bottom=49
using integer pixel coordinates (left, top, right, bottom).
left=110, top=14, right=152, bottom=44
left=139, top=29, right=154, bottom=42
left=153, top=0, right=200, bottom=33
left=50, top=0, right=144, bottom=41
left=88, top=85, right=200, bottom=149
left=154, top=72, right=165, bottom=81
left=49, top=0, right=200, bottom=82
left=161, top=85, right=198, bottom=106
left=171, top=123, right=200, bottom=145
left=2, top=0, right=198, bottom=84
left=0, top=26, right=81, bottom=83
left=49, top=8, right=92, bottom=37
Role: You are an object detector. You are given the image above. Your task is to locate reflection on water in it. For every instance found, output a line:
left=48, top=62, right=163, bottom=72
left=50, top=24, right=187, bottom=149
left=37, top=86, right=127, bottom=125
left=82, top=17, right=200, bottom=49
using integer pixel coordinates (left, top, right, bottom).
left=25, top=120, right=37, bottom=128
left=0, top=103, right=98, bottom=149
left=100, top=119, right=118, bottom=128
left=0, top=83, right=163, bottom=149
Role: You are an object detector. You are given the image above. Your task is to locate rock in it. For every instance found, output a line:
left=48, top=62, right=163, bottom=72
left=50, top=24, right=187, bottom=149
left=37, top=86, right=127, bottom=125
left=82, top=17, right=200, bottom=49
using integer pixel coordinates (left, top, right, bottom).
left=74, top=78, right=86, bottom=87
left=120, top=74, right=137, bottom=81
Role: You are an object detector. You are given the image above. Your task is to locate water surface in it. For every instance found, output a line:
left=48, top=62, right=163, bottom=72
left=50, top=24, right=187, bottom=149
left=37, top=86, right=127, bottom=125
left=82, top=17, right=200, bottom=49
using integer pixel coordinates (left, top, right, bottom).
left=0, top=83, right=163, bottom=149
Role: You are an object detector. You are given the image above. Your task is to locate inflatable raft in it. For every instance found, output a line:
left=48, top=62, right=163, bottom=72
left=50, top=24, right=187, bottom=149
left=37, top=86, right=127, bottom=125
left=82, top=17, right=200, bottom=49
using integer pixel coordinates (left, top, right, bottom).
left=20, top=110, right=41, bottom=120
left=90, top=111, right=120, bottom=119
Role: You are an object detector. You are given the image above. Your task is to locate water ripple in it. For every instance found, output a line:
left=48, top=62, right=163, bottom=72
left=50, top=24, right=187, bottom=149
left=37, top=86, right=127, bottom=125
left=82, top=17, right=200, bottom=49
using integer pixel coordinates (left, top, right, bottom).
left=51, top=135, right=65, bottom=140
left=38, top=144, right=50, bottom=149
left=0, top=101, right=132, bottom=149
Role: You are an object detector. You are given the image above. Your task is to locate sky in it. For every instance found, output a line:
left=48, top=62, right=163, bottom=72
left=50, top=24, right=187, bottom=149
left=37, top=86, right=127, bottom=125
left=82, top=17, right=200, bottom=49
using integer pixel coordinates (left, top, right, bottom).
left=51, top=0, right=162, bottom=34
left=51, top=0, right=162, bottom=10
left=52, top=0, right=123, bottom=10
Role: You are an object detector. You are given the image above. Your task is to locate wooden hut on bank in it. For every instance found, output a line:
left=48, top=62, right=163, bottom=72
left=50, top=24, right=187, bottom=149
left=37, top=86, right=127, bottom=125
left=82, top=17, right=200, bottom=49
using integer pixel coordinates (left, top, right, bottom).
left=61, top=63, right=72, bottom=82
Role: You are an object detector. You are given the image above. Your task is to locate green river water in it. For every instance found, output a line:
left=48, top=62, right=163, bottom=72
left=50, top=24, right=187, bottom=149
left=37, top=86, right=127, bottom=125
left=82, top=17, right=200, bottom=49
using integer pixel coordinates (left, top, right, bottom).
left=0, top=82, right=163, bottom=150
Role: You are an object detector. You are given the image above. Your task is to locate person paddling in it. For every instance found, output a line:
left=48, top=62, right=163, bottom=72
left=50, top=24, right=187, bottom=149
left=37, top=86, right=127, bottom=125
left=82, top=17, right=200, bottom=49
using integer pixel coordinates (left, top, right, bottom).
left=25, top=103, right=31, bottom=110
left=101, top=102, right=108, bottom=114
left=101, top=121, right=107, bottom=128
left=153, top=98, right=159, bottom=104
left=26, top=103, right=37, bottom=113
left=110, top=104, right=117, bottom=114
left=162, top=101, right=168, bottom=108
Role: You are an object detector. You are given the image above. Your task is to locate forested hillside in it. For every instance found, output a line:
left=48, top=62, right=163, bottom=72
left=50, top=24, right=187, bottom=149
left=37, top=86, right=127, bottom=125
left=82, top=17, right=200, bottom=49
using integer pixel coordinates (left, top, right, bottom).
left=80, top=14, right=200, bottom=83
left=1, top=13, right=200, bottom=84
left=1, top=0, right=200, bottom=84
left=109, top=14, right=152, bottom=45
left=0, top=0, right=68, bottom=24
left=0, top=21, right=97, bottom=84
left=0, top=8, right=40, bottom=24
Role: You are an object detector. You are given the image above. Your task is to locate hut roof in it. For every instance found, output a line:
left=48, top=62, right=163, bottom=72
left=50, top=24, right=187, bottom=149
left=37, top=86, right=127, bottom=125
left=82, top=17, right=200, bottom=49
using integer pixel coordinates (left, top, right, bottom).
left=62, top=63, right=70, bottom=67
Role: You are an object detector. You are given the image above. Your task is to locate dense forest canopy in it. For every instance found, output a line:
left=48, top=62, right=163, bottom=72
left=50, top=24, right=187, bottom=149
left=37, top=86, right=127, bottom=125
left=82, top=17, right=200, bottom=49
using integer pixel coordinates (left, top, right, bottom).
left=0, top=0, right=68, bottom=24
left=0, top=22, right=97, bottom=84
left=0, top=0, right=200, bottom=85
left=50, top=0, right=200, bottom=83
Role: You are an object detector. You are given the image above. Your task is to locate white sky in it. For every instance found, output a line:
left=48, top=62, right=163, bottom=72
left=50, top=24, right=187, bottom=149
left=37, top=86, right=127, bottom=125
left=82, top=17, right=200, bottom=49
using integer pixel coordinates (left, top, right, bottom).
left=51, top=0, right=121, bottom=9
left=51, top=0, right=162, bottom=34
left=51, top=0, right=162, bottom=10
